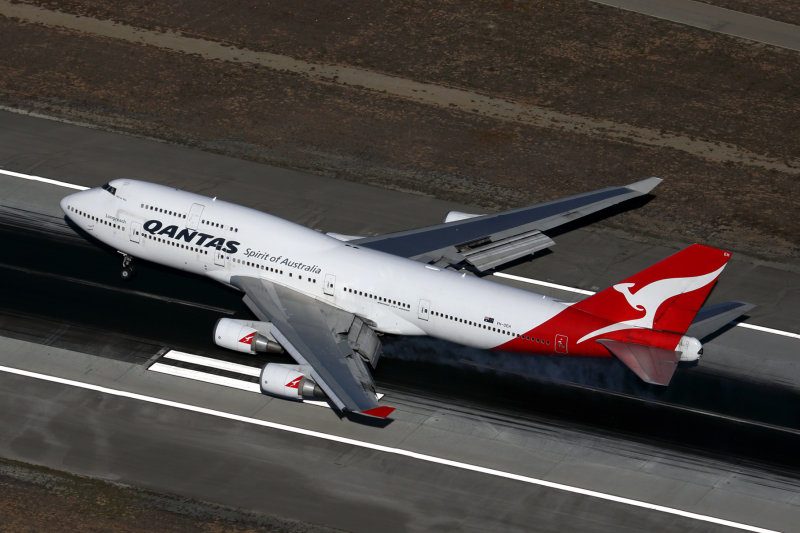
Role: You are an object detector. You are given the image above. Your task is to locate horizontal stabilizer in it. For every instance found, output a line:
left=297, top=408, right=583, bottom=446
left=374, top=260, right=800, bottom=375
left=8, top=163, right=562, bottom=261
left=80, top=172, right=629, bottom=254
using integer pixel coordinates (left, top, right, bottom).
left=687, top=301, right=755, bottom=340
left=597, top=339, right=681, bottom=386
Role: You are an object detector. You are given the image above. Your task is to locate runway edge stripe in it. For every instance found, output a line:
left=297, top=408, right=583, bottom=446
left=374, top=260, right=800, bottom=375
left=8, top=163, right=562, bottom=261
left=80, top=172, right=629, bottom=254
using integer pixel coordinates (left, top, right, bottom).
left=0, top=168, right=88, bottom=191
left=0, top=364, right=779, bottom=533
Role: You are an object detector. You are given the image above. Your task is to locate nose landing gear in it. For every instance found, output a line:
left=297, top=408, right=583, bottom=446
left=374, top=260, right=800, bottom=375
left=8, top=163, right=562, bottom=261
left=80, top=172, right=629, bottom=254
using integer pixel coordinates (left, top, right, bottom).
left=120, top=253, right=136, bottom=280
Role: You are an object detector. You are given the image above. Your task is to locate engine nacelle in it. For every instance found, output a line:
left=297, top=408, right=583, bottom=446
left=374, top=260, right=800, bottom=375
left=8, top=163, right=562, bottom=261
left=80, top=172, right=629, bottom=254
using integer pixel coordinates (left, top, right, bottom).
left=444, top=211, right=484, bottom=223
left=213, top=318, right=283, bottom=354
left=676, top=335, right=703, bottom=362
left=260, top=363, right=325, bottom=400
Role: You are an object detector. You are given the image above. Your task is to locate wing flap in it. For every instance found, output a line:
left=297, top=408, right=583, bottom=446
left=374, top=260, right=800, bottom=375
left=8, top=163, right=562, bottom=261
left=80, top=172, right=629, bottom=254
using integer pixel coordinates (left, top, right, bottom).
left=233, top=276, right=393, bottom=417
left=597, top=339, right=681, bottom=386
left=460, top=229, right=555, bottom=272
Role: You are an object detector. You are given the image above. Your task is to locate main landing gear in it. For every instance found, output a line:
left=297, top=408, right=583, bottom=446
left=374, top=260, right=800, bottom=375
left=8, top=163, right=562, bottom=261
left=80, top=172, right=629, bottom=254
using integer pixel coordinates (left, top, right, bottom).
left=120, top=253, right=136, bottom=280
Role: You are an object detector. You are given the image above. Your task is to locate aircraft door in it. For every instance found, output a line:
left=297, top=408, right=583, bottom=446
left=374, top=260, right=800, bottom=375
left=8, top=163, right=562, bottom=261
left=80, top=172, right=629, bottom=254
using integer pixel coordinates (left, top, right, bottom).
left=555, top=334, right=568, bottom=354
left=130, top=221, right=141, bottom=243
left=187, top=203, right=204, bottom=230
left=418, top=299, right=430, bottom=321
left=323, top=274, right=336, bottom=296
left=214, top=248, right=226, bottom=267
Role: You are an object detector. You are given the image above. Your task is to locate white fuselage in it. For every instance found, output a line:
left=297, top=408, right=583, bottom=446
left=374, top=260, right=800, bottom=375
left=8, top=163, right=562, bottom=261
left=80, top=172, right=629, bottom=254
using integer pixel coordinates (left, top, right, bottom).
left=61, top=179, right=571, bottom=351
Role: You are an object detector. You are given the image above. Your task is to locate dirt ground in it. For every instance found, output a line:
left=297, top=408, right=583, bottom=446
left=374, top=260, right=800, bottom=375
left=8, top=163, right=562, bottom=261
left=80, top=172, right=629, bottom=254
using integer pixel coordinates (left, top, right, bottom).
left=0, top=458, right=339, bottom=532
left=18, top=0, right=800, bottom=161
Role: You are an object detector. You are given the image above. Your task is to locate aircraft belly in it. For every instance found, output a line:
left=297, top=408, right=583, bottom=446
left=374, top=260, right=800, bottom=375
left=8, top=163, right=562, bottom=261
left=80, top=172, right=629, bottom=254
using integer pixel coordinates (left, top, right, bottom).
left=371, top=308, right=426, bottom=336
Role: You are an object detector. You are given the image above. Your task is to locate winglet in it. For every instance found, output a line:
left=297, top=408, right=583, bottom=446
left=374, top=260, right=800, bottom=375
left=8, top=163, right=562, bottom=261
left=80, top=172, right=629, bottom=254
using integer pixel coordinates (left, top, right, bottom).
left=360, top=406, right=396, bottom=419
left=626, top=177, right=662, bottom=194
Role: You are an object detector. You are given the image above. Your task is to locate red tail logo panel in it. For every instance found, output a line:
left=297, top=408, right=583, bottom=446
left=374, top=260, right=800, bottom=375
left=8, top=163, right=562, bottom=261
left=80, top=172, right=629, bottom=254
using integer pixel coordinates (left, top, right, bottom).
left=496, top=244, right=730, bottom=357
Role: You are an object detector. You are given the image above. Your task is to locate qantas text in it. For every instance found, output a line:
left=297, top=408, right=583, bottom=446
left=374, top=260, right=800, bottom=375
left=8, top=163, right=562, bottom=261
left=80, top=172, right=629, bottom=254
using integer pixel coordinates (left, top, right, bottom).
left=143, top=219, right=239, bottom=253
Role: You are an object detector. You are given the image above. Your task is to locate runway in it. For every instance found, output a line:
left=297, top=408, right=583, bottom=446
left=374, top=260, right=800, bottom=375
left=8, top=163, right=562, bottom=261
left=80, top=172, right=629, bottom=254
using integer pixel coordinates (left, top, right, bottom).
left=591, top=0, right=800, bottom=51
left=1, top=110, right=799, bottom=531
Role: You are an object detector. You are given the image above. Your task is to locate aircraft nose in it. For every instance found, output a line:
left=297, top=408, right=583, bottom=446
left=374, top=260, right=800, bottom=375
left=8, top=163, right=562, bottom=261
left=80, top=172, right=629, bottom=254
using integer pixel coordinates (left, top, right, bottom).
left=59, top=195, right=70, bottom=215
left=61, top=187, right=95, bottom=211
left=60, top=189, right=92, bottom=218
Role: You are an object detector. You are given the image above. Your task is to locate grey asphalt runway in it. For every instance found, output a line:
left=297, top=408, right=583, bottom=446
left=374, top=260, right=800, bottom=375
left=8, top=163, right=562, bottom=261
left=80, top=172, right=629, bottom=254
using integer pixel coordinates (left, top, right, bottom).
left=592, top=0, right=800, bottom=51
left=1, top=109, right=799, bottom=532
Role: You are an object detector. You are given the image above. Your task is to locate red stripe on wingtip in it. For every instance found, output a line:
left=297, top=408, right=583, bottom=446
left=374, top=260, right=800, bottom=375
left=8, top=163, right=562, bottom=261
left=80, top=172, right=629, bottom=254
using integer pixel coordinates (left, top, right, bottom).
left=362, top=406, right=395, bottom=418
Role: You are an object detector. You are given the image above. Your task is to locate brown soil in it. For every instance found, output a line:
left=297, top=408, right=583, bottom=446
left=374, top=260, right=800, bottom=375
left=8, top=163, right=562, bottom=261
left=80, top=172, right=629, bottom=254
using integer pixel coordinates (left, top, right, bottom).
left=19, top=0, right=800, bottom=162
left=2, top=8, right=797, bottom=261
left=0, top=458, right=339, bottom=532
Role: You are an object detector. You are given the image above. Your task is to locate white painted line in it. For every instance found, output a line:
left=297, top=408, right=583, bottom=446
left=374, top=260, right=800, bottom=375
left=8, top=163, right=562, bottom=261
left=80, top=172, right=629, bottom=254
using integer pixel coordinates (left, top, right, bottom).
left=493, top=272, right=596, bottom=295
left=493, top=272, right=800, bottom=339
left=0, top=168, right=88, bottom=191
left=149, top=363, right=261, bottom=393
left=303, top=399, right=334, bottom=408
left=735, top=322, right=800, bottom=340
left=151, top=352, right=382, bottom=409
left=150, top=356, right=334, bottom=409
left=162, top=350, right=261, bottom=376
left=0, top=363, right=778, bottom=533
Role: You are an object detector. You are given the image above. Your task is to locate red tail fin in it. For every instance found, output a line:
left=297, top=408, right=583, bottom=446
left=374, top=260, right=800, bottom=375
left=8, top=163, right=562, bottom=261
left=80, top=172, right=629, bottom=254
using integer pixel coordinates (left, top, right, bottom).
left=575, top=244, right=731, bottom=339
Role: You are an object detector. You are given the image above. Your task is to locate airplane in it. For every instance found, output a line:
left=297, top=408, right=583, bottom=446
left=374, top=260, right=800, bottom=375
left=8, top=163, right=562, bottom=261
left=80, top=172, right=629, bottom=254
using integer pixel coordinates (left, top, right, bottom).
left=60, top=177, right=752, bottom=420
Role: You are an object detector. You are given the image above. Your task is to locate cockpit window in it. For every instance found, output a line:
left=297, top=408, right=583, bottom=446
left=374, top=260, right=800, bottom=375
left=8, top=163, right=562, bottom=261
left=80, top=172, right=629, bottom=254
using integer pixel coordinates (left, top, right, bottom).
left=101, top=182, right=117, bottom=195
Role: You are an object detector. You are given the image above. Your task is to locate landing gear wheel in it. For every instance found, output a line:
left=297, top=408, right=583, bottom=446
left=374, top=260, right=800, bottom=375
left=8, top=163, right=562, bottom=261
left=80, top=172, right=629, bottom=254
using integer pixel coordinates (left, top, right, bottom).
left=121, top=266, right=136, bottom=280
left=120, top=253, right=135, bottom=280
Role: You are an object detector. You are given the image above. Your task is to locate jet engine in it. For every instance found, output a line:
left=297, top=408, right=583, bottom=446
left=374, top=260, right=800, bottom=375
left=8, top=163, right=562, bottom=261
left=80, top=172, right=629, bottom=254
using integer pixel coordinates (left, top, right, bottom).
left=213, top=318, right=283, bottom=354
left=260, top=363, right=325, bottom=400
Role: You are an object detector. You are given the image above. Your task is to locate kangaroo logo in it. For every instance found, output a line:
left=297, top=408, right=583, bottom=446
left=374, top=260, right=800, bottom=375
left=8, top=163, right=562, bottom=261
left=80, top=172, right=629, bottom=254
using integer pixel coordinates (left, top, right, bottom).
left=577, top=265, right=726, bottom=344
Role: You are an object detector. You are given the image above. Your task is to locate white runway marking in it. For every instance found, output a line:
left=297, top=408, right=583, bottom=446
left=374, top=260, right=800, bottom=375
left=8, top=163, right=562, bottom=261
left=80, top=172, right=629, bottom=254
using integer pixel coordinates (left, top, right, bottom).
left=150, top=350, right=335, bottom=409
left=3, top=167, right=798, bottom=340
left=150, top=362, right=261, bottom=392
left=494, top=272, right=596, bottom=295
left=734, top=322, right=800, bottom=340
left=0, top=364, right=779, bottom=533
left=162, top=350, right=261, bottom=376
left=0, top=168, right=88, bottom=190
